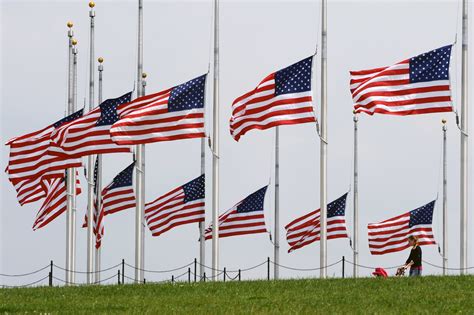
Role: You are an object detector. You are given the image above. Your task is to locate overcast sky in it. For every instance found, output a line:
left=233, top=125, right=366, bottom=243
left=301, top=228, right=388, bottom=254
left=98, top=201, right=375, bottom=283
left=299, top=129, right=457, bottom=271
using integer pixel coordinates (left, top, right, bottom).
left=1, top=0, right=473, bottom=285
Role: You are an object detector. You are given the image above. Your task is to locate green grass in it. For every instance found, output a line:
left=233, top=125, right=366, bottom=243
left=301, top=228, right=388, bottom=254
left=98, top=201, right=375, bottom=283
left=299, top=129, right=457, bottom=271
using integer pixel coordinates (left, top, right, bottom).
left=1, top=276, right=473, bottom=314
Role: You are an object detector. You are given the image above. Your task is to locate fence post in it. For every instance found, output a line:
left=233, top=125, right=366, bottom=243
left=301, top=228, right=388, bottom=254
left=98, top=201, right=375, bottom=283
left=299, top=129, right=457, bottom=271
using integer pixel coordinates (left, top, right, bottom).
left=203, top=272, right=206, bottom=282
left=118, top=270, right=121, bottom=285
left=143, top=278, right=146, bottom=284
left=238, top=269, right=241, bottom=281
left=194, top=258, right=197, bottom=282
left=188, top=267, right=191, bottom=283
left=267, top=257, right=270, bottom=280
left=223, top=267, right=226, bottom=282
left=121, top=259, right=125, bottom=284
left=342, top=256, right=345, bottom=279
left=49, top=260, right=53, bottom=287
left=171, top=275, right=174, bottom=283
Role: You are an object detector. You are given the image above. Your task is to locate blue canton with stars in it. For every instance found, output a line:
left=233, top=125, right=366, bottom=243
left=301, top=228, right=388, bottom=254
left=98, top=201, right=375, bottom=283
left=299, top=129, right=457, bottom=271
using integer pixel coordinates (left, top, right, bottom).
left=108, top=162, right=135, bottom=190
left=409, top=200, right=435, bottom=227
left=168, top=75, right=207, bottom=112
left=96, top=92, right=132, bottom=126
left=183, top=174, right=205, bottom=203
left=409, top=45, right=451, bottom=83
left=275, top=56, right=313, bottom=96
left=327, top=193, right=348, bottom=218
left=53, top=108, right=84, bottom=129
left=236, top=186, right=268, bottom=213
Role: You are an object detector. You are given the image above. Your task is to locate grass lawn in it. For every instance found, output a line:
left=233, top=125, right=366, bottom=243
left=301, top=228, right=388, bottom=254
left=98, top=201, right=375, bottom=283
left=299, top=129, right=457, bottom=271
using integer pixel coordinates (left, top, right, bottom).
left=1, top=276, right=473, bottom=314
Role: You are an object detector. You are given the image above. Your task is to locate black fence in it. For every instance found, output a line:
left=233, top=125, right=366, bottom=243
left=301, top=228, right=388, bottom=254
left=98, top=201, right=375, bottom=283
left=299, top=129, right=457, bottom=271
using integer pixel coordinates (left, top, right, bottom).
left=1, top=257, right=473, bottom=288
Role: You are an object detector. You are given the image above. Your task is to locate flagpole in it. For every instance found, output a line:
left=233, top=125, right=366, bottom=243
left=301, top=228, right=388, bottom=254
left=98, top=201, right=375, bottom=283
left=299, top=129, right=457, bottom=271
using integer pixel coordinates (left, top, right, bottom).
left=442, top=119, right=448, bottom=276
left=86, top=1, right=96, bottom=285
left=65, top=21, right=74, bottom=285
left=141, top=72, right=147, bottom=282
left=95, top=57, right=104, bottom=284
left=199, top=137, right=205, bottom=278
left=320, top=0, right=328, bottom=279
left=70, top=38, right=78, bottom=285
left=459, top=0, right=469, bottom=275
left=353, top=112, right=359, bottom=278
left=211, top=0, right=220, bottom=279
left=274, top=126, right=280, bottom=280
left=135, top=0, right=145, bottom=283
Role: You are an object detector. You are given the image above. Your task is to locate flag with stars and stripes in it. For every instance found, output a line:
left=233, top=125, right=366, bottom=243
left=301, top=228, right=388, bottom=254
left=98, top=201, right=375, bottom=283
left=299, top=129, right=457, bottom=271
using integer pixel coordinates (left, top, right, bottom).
left=145, top=174, right=205, bottom=237
left=110, top=75, right=207, bottom=145
left=32, top=171, right=81, bottom=230
left=350, top=45, right=453, bottom=116
left=50, top=92, right=134, bottom=158
left=82, top=157, right=103, bottom=248
left=285, top=193, right=349, bottom=253
left=205, top=186, right=268, bottom=240
left=229, top=57, right=316, bottom=141
left=5, top=109, right=84, bottom=205
left=367, top=200, right=436, bottom=255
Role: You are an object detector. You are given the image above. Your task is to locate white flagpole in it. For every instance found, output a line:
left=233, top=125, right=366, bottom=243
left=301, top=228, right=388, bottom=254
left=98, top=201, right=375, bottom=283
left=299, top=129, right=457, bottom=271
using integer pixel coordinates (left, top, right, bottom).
left=320, top=0, right=328, bottom=279
left=442, top=119, right=448, bottom=275
left=353, top=112, right=359, bottom=278
left=135, top=0, right=145, bottom=283
left=141, top=72, right=147, bottom=282
left=211, top=0, right=220, bottom=279
left=459, top=0, right=469, bottom=275
left=95, top=57, right=104, bottom=284
left=274, top=127, right=280, bottom=279
left=70, top=38, right=79, bottom=285
left=65, top=21, right=74, bottom=285
left=86, top=1, right=96, bottom=285
left=199, top=137, right=205, bottom=278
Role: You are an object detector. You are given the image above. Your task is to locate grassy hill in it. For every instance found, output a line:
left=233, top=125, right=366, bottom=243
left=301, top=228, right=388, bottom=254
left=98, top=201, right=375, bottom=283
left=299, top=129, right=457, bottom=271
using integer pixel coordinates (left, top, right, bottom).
left=1, top=276, right=473, bottom=314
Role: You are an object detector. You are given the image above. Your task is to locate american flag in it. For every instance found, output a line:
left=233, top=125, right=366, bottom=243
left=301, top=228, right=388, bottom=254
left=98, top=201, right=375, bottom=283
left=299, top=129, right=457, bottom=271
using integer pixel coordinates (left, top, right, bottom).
left=229, top=57, right=316, bottom=141
left=350, top=45, right=453, bottom=116
left=32, top=171, right=81, bottom=230
left=50, top=92, right=133, bottom=158
left=82, top=157, right=103, bottom=248
left=205, top=186, right=268, bottom=240
left=145, top=174, right=205, bottom=237
left=5, top=110, right=84, bottom=205
left=368, top=200, right=437, bottom=255
left=110, top=75, right=207, bottom=145
left=285, top=193, right=348, bottom=253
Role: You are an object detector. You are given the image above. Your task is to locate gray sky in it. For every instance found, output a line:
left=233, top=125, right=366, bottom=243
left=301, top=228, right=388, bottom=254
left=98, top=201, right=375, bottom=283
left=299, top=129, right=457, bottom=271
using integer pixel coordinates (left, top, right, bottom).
left=1, top=0, right=473, bottom=285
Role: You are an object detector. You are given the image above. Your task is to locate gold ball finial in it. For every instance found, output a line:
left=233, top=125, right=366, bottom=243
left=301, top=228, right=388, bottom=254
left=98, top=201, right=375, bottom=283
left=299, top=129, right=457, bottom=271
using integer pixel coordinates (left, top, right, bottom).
left=442, top=119, right=447, bottom=124
left=142, top=72, right=147, bottom=79
left=72, top=39, right=78, bottom=46
left=67, top=21, right=74, bottom=28
left=98, top=57, right=104, bottom=63
left=89, top=1, right=95, bottom=8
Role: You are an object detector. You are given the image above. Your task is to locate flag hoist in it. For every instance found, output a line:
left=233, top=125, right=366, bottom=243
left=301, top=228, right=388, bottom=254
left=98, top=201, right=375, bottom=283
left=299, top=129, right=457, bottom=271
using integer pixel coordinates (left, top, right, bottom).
left=320, top=0, right=328, bottom=278
left=95, top=57, right=104, bottom=283
left=459, top=0, right=469, bottom=275
left=211, top=0, right=220, bottom=280
left=135, top=0, right=146, bottom=283
left=86, top=1, right=96, bottom=285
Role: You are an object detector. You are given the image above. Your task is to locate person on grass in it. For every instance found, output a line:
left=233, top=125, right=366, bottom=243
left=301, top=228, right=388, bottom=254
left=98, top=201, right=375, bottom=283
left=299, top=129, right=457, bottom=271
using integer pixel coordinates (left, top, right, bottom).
left=403, top=235, right=422, bottom=276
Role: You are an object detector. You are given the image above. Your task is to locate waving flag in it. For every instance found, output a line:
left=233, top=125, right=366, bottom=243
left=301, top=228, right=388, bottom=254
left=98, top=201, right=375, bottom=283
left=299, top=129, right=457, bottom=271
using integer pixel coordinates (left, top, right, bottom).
left=5, top=110, right=84, bottom=204
left=205, top=186, right=268, bottom=240
left=110, top=75, right=207, bottom=145
left=145, top=174, right=205, bottom=237
left=50, top=92, right=133, bottom=158
left=230, top=57, right=316, bottom=141
left=285, top=193, right=348, bottom=253
left=350, top=45, right=453, bottom=116
left=33, top=171, right=81, bottom=230
left=368, top=200, right=436, bottom=255
left=82, top=157, right=103, bottom=248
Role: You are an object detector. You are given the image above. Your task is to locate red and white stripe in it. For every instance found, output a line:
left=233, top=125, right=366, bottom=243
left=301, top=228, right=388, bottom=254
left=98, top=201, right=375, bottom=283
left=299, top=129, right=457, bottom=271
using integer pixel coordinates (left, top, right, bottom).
left=205, top=209, right=267, bottom=240
left=101, top=185, right=136, bottom=216
left=285, top=209, right=348, bottom=253
left=350, top=61, right=452, bottom=116
left=230, top=73, right=316, bottom=141
left=32, top=173, right=81, bottom=230
left=50, top=103, right=138, bottom=158
left=368, top=212, right=436, bottom=255
left=110, top=90, right=205, bottom=145
left=145, top=186, right=205, bottom=237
